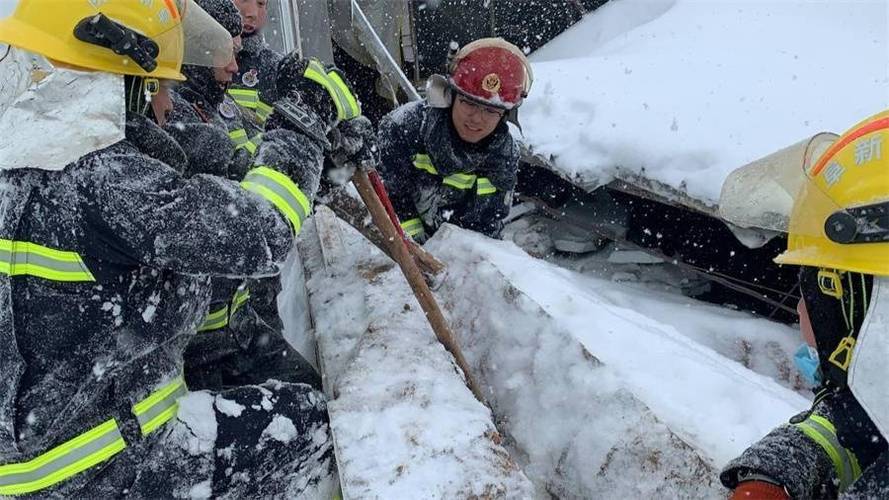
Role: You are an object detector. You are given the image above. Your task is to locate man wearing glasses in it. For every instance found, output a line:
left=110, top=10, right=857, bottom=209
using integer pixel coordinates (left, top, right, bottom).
left=377, top=38, right=533, bottom=242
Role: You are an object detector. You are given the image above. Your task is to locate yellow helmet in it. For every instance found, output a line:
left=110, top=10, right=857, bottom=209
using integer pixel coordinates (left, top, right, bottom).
left=775, top=109, right=889, bottom=276
left=0, top=0, right=233, bottom=81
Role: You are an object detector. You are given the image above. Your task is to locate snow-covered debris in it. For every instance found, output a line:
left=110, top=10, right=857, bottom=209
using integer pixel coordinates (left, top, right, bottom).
left=261, top=414, right=299, bottom=444
left=299, top=207, right=534, bottom=499
left=428, top=225, right=810, bottom=472
left=522, top=0, right=889, bottom=205
left=175, top=392, right=218, bottom=456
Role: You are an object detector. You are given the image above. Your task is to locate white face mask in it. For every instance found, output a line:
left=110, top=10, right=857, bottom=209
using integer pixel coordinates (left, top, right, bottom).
left=848, top=276, right=889, bottom=440
left=0, top=46, right=125, bottom=170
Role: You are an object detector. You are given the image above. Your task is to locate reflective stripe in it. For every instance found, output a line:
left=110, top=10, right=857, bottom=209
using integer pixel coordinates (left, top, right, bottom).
left=0, top=239, right=94, bottom=282
left=197, top=303, right=229, bottom=332
left=0, top=376, right=186, bottom=495
left=0, top=419, right=125, bottom=496
left=303, top=59, right=361, bottom=121
left=326, top=69, right=361, bottom=120
left=412, top=154, right=438, bottom=175
left=795, top=414, right=862, bottom=491
left=400, top=218, right=425, bottom=238
left=477, top=177, right=497, bottom=195
left=256, top=100, right=273, bottom=122
left=443, top=173, right=477, bottom=190
left=228, top=128, right=249, bottom=147
left=132, top=377, right=188, bottom=435
left=227, top=88, right=259, bottom=109
left=241, top=166, right=311, bottom=234
left=231, top=287, right=250, bottom=317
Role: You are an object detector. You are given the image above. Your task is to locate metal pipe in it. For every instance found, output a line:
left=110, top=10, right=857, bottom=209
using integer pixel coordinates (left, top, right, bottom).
left=349, top=0, right=422, bottom=102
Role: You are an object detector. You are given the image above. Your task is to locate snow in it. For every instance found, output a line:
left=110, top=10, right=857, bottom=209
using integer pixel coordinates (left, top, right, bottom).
left=176, top=392, right=219, bottom=456
left=522, top=0, right=889, bottom=205
left=295, top=205, right=812, bottom=496
left=298, top=207, right=535, bottom=498
left=261, top=414, right=299, bottom=444
left=187, top=480, right=212, bottom=499
left=214, top=395, right=246, bottom=418
left=430, top=225, right=810, bottom=467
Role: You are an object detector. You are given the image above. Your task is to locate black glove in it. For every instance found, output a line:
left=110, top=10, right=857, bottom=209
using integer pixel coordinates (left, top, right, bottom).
left=163, top=121, right=234, bottom=178
left=326, top=116, right=378, bottom=185
left=275, top=52, right=337, bottom=129
left=265, top=95, right=330, bottom=151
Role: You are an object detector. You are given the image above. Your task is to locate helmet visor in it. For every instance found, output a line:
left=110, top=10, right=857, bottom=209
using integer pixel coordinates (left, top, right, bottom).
left=719, top=133, right=837, bottom=232
left=176, top=0, right=234, bottom=67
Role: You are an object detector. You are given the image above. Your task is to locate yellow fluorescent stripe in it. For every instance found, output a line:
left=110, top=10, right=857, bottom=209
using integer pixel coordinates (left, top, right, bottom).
left=0, top=420, right=119, bottom=476
left=0, top=240, right=82, bottom=262
left=328, top=71, right=361, bottom=118
left=140, top=404, right=179, bottom=435
left=132, top=378, right=186, bottom=417
left=242, top=182, right=303, bottom=234
left=249, top=167, right=311, bottom=216
left=0, top=263, right=93, bottom=282
left=0, top=439, right=126, bottom=495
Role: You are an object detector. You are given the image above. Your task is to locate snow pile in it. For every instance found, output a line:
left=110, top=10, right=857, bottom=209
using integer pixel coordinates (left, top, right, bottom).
left=426, top=224, right=810, bottom=495
left=504, top=214, right=809, bottom=394
left=522, top=0, right=889, bottom=205
left=298, top=207, right=534, bottom=498
left=175, top=392, right=218, bottom=456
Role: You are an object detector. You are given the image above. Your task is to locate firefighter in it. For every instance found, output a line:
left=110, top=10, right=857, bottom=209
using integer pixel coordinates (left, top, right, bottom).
left=165, top=0, right=322, bottom=392
left=165, top=0, right=374, bottom=391
left=0, top=1, right=336, bottom=496
left=228, top=0, right=281, bottom=129
left=377, top=38, right=533, bottom=242
left=720, top=110, right=889, bottom=499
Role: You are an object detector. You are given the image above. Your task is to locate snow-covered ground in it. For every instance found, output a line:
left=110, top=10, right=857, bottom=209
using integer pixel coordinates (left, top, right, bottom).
left=290, top=209, right=811, bottom=497
left=522, top=0, right=889, bottom=205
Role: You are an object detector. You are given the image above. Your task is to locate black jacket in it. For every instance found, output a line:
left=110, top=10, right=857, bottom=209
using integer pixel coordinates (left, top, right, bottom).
left=377, top=100, right=519, bottom=240
left=0, top=113, right=319, bottom=484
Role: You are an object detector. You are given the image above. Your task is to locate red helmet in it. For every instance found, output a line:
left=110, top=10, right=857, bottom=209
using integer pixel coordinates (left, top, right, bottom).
left=449, top=38, right=533, bottom=110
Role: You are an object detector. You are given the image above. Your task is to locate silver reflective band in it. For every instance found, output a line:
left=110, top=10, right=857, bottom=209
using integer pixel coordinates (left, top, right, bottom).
left=0, top=419, right=124, bottom=496
left=0, top=376, right=185, bottom=496
left=241, top=167, right=311, bottom=233
left=795, top=414, right=861, bottom=491
left=0, top=239, right=95, bottom=282
left=303, top=59, right=361, bottom=121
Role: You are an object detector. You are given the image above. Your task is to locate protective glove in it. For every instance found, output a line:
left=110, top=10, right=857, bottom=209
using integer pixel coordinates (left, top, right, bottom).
left=270, top=51, right=337, bottom=138
left=326, top=115, right=379, bottom=185
left=163, top=121, right=233, bottom=178
left=730, top=480, right=790, bottom=500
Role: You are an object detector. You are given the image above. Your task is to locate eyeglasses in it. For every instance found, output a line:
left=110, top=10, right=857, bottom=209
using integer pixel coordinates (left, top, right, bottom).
left=456, top=95, right=505, bottom=118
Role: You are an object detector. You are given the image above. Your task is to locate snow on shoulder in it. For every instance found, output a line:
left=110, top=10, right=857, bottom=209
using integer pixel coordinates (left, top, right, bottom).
left=522, top=0, right=889, bottom=205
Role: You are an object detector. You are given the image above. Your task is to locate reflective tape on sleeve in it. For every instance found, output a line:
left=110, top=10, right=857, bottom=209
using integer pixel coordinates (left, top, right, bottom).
left=0, top=239, right=95, bottom=282
left=228, top=128, right=249, bottom=148
left=241, top=166, right=311, bottom=234
left=131, top=377, right=188, bottom=436
left=0, top=375, right=186, bottom=495
left=197, top=303, right=229, bottom=332
left=795, top=414, right=862, bottom=491
left=230, top=287, right=251, bottom=317
left=400, top=218, right=425, bottom=238
left=476, top=177, right=497, bottom=195
left=303, top=59, right=361, bottom=121
left=0, top=419, right=125, bottom=496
